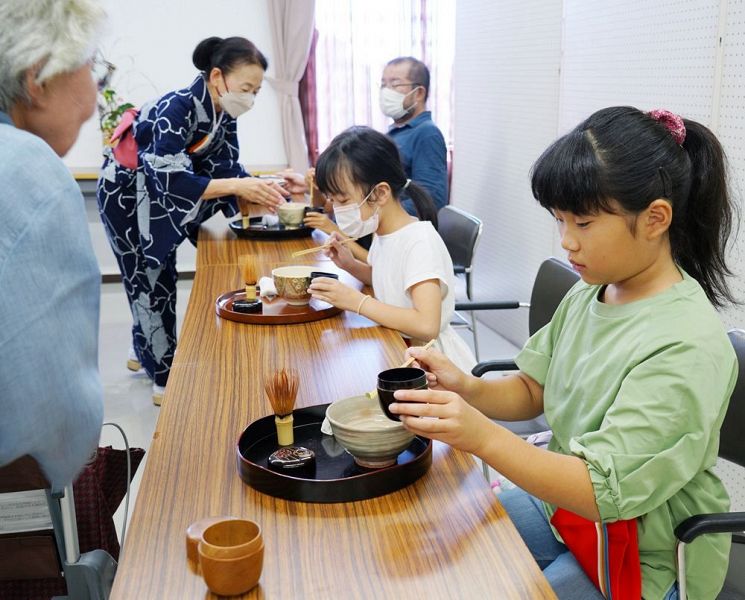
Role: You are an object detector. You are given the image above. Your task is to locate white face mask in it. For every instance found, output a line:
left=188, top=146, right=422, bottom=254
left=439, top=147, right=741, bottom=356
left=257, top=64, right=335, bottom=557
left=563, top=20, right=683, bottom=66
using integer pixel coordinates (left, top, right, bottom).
left=334, top=187, right=380, bottom=238
left=379, top=86, right=417, bottom=120
left=219, top=86, right=255, bottom=118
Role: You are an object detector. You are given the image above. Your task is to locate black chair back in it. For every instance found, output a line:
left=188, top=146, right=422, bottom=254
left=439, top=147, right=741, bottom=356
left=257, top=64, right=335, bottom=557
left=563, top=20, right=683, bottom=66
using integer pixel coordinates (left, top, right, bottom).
left=721, top=330, right=745, bottom=467
left=528, top=257, right=580, bottom=335
left=437, top=206, right=482, bottom=272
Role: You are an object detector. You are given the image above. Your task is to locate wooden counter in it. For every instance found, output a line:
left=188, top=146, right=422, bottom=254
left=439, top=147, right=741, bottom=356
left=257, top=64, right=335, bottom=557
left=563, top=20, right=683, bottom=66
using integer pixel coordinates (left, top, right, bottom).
left=110, top=218, right=556, bottom=599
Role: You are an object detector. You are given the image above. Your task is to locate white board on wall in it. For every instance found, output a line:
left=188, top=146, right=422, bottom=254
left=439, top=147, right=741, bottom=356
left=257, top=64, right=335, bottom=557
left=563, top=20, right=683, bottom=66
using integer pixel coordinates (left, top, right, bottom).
left=453, top=1, right=564, bottom=346
left=64, top=0, right=287, bottom=171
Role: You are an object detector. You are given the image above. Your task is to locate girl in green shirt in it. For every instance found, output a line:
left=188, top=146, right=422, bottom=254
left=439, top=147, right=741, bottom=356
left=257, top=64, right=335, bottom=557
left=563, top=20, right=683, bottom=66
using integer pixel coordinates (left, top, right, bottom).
left=390, top=106, right=737, bottom=600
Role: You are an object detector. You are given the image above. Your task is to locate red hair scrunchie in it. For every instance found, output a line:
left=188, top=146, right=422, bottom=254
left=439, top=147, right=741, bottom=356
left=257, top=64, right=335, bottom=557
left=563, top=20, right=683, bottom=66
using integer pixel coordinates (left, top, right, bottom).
left=646, top=109, right=686, bottom=145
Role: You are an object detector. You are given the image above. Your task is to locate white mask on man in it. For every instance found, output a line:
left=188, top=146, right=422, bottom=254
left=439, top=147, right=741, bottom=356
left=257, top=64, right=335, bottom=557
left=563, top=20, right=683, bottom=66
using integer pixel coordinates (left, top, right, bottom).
left=379, top=86, right=418, bottom=120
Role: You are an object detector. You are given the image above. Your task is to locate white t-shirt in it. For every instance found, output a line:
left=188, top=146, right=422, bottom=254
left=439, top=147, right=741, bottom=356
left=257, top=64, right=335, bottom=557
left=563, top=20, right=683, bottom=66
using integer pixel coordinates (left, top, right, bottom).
left=367, top=220, right=475, bottom=372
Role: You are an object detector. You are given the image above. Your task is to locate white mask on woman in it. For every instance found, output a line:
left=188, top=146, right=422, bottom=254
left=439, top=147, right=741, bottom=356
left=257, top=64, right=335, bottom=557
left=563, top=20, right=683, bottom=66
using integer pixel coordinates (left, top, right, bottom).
left=219, top=88, right=255, bottom=118
left=379, top=86, right=417, bottom=120
left=334, top=187, right=379, bottom=238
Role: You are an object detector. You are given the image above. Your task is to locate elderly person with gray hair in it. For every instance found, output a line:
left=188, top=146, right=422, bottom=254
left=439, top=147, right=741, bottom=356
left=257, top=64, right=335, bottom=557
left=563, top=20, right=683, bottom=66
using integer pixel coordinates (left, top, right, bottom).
left=0, top=0, right=105, bottom=491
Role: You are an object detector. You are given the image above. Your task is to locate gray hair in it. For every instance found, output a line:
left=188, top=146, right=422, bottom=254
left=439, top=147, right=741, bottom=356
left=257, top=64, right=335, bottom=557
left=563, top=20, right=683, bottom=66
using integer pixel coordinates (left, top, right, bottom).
left=0, top=0, right=105, bottom=112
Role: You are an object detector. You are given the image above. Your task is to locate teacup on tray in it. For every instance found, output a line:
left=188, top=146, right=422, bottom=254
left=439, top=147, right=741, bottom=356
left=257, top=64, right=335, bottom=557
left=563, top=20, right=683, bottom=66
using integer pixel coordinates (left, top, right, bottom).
left=326, top=395, right=415, bottom=468
left=272, top=265, right=315, bottom=305
left=277, top=202, right=307, bottom=228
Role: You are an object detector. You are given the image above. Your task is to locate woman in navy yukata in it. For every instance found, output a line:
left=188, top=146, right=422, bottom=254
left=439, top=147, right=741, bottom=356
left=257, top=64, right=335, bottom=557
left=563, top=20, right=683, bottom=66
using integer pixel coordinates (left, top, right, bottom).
left=97, top=37, right=286, bottom=404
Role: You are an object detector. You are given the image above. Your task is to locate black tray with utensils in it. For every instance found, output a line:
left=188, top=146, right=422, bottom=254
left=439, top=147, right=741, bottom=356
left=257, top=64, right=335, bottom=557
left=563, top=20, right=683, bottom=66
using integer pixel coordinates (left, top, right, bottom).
left=229, top=216, right=313, bottom=239
left=236, top=404, right=432, bottom=503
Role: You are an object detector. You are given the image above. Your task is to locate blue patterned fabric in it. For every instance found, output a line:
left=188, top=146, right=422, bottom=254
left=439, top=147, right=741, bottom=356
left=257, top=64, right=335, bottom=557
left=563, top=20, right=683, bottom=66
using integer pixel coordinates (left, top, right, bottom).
left=97, top=75, right=246, bottom=386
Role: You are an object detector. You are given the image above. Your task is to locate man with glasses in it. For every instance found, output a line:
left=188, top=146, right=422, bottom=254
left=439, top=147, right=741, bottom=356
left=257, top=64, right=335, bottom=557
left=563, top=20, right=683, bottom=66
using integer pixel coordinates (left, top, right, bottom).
left=380, top=56, right=448, bottom=214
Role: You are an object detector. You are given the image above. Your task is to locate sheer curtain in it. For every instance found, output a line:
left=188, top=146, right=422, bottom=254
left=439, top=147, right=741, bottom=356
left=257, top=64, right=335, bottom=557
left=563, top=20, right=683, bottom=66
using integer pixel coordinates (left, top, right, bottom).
left=313, top=0, right=455, bottom=156
left=267, top=0, right=316, bottom=172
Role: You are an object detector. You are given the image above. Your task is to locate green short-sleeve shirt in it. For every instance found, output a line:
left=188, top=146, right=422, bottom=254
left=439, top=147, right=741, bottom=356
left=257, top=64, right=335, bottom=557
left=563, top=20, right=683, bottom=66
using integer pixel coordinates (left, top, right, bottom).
left=515, top=270, right=736, bottom=600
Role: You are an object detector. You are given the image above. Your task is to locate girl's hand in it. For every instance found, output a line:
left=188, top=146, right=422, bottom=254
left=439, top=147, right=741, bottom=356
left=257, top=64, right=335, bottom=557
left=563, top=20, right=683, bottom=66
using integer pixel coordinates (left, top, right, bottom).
left=404, top=346, right=471, bottom=396
left=308, top=278, right=363, bottom=312
left=389, top=388, right=493, bottom=456
left=304, top=212, right=340, bottom=235
left=324, top=232, right=357, bottom=271
left=234, top=178, right=287, bottom=212
left=278, top=169, right=309, bottom=195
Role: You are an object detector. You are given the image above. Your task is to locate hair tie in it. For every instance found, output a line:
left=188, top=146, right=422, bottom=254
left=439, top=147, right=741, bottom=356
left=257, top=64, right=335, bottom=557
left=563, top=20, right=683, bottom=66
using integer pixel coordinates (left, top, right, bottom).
left=403, top=179, right=411, bottom=190
left=646, top=109, right=686, bottom=145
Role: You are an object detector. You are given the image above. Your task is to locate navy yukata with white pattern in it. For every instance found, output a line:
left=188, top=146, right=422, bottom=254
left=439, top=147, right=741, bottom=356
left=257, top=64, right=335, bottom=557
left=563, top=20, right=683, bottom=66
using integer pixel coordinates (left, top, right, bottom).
left=97, top=75, right=245, bottom=386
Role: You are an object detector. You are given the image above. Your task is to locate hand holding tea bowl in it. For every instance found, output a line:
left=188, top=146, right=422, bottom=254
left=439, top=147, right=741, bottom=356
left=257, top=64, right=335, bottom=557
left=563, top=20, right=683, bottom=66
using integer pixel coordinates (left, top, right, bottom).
left=386, top=346, right=496, bottom=455
left=308, top=275, right=365, bottom=313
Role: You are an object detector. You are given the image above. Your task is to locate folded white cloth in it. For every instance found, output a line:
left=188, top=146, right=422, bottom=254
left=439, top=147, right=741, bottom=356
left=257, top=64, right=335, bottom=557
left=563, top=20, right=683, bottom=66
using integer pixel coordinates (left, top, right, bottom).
left=320, top=415, right=333, bottom=436
left=262, top=214, right=279, bottom=227
left=258, top=276, right=277, bottom=298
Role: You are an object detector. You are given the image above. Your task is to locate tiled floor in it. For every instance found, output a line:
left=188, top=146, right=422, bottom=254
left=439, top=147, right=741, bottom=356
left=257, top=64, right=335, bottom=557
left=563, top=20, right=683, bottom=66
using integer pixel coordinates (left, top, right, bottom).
left=97, top=277, right=521, bottom=541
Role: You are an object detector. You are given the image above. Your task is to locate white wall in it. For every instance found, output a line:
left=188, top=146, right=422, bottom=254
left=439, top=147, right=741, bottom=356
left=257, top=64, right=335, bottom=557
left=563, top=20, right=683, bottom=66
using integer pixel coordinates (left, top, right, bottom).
left=64, top=0, right=287, bottom=171
left=453, top=1, right=563, bottom=343
left=455, top=0, right=745, bottom=344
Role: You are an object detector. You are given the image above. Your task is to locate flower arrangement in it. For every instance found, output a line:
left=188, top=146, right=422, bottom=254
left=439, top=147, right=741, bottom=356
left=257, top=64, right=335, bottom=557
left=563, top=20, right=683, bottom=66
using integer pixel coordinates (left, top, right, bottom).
left=98, top=86, right=134, bottom=146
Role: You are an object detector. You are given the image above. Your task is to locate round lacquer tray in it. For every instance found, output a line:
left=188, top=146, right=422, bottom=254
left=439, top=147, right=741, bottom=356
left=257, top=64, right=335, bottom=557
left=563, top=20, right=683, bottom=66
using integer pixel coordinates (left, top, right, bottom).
left=215, top=290, right=342, bottom=325
left=229, top=217, right=313, bottom=239
left=236, top=404, right=432, bottom=503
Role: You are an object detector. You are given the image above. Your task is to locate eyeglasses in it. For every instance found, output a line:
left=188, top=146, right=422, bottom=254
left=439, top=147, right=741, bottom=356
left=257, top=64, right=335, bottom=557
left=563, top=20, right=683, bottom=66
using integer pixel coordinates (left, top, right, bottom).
left=379, top=81, right=421, bottom=90
left=91, top=52, right=116, bottom=91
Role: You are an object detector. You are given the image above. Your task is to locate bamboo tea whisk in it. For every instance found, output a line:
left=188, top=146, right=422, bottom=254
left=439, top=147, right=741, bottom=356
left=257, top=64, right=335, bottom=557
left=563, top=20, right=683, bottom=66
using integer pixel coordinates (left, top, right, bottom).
left=265, top=369, right=299, bottom=446
left=239, top=255, right=258, bottom=301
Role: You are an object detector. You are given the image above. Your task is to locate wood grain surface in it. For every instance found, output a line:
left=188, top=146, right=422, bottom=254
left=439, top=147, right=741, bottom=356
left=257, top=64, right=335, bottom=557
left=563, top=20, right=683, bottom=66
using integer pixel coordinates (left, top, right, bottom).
left=110, top=224, right=557, bottom=599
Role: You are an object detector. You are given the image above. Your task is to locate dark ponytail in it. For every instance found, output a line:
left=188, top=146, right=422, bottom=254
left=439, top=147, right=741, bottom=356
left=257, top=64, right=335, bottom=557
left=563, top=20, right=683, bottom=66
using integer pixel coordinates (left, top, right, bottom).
left=674, top=119, right=736, bottom=307
left=192, top=36, right=268, bottom=75
left=316, top=126, right=438, bottom=227
left=531, top=106, right=736, bottom=307
left=404, top=181, right=438, bottom=226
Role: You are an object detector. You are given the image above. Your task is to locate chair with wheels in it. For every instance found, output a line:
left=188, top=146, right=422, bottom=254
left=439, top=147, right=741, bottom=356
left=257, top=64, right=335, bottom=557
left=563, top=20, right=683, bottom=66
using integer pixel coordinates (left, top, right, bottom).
left=675, top=328, right=745, bottom=600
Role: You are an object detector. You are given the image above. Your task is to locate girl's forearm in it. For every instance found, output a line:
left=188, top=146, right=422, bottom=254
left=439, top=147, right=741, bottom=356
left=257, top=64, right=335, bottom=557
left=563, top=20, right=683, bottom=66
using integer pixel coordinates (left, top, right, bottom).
left=346, top=260, right=373, bottom=286
left=359, top=296, right=440, bottom=341
left=477, top=425, right=600, bottom=521
left=463, top=373, right=544, bottom=421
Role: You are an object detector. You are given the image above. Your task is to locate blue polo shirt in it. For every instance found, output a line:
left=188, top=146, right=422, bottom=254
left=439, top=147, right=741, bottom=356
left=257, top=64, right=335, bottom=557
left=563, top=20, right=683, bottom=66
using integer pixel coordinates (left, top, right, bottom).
left=387, top=111, right=448, bottom=215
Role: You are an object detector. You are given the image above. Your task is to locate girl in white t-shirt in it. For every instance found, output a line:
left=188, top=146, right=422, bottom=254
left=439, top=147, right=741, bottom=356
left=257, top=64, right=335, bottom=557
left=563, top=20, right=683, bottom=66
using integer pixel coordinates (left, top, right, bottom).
left=308, top=126, right=474, bottom=371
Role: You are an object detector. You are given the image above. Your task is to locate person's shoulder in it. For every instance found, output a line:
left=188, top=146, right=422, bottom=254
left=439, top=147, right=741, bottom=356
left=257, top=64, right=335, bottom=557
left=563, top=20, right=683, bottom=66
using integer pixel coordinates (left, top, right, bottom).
left=152, top=80, right=200, bottom=119
left=0, top=126, right=74, bottom=195
left=396, top=220, right=443, bottom=253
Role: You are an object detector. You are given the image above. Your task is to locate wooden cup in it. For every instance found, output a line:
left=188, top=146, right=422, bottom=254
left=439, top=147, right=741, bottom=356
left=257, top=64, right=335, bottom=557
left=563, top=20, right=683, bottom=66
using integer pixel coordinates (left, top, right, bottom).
left=198, top=542, right=264, bottom=596
left=199, top=519, right=263, bottom=560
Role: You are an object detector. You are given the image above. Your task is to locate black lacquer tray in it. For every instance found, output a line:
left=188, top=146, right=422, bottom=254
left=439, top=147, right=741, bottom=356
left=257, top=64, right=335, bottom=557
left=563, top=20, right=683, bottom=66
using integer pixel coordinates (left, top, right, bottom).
left=229, top=217, right=313, bottom=239
left=236, top=404, right=432, bottom=503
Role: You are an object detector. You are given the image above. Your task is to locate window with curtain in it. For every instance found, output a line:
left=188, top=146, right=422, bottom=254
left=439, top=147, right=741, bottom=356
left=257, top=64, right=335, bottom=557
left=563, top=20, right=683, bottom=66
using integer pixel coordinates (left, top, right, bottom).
left=312, top=0, right=455, bottom=155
